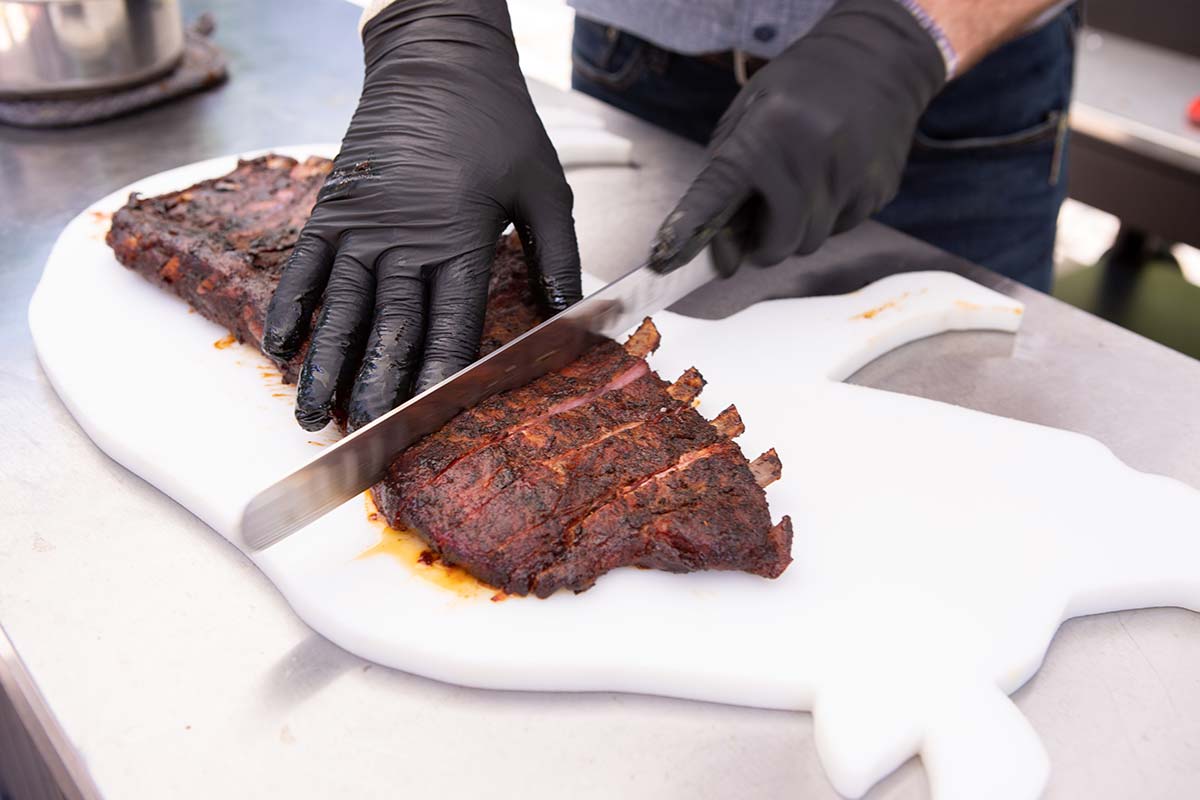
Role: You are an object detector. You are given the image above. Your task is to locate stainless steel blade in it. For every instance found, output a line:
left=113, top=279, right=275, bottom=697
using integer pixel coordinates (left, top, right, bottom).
left=239, top=251, right=719, bottom=550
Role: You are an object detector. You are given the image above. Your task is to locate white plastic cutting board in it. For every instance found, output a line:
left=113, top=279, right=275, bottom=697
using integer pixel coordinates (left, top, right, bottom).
left=28, top=145, right=1200, bottom=800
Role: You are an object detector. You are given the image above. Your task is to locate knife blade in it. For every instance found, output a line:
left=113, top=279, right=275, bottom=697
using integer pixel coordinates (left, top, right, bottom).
left=239, top=250, right=720, bottom=550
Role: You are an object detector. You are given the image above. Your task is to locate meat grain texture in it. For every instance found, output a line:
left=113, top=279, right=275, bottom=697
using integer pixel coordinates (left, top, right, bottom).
left=107, top=153, right=794, bottom=596
left=374, top=319, right=792, bottom=597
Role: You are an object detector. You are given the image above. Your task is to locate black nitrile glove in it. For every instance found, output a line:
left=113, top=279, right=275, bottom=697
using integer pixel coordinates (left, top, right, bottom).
left=649, top=0, right=947, bottom=276
left=264, top=0, right=581, bottom=432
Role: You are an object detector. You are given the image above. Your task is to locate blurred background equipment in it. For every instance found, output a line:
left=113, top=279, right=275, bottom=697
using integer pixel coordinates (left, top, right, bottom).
left=0, top=2, right=225, bottom=128
left=1058, top=0, right=1200, bottom=358
left=0, top=0, right=184, bottom=97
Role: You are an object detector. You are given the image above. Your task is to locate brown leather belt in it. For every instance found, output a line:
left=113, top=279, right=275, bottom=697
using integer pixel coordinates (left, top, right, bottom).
left=696, top=50, right=770, bottom=85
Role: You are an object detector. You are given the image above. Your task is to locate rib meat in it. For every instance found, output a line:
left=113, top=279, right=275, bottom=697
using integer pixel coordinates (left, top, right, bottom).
left=373, top=319, right=794, bottom=597
left=106, top=153, right=794, bottom=596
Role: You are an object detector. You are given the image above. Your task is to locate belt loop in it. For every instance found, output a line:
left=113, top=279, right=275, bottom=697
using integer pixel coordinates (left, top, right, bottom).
left=733, top=49, right=750, bottom=86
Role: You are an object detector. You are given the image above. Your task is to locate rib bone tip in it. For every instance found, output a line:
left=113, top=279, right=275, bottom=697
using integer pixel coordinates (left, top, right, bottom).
left=623, top=318, right=662, bottom=357
left=750, top=448, right=783, bottom=487
left=668, top=366, right=706, bottom=402
left=711, top=404, right=746, bottom=438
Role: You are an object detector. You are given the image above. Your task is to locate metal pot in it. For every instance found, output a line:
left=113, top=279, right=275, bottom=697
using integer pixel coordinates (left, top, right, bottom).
left=0, top=0, right=184, bottom=99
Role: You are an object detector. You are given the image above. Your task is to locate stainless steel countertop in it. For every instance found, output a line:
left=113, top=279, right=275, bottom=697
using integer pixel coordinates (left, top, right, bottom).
left=1, top=2, right=1198, bottom=798
left=1071, top=27, right=1200, bottom=175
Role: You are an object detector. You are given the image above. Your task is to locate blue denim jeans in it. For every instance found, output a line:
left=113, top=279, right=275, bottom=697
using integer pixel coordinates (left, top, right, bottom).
left=571, top=10, right=1078, bottom=291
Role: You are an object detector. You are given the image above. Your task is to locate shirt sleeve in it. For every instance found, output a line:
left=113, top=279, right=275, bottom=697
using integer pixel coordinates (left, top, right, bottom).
left=891, top=0, right=958, bottom=79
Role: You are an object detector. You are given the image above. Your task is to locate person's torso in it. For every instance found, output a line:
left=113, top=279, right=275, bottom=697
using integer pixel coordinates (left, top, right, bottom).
left=567, top=0, right=1073, bottom=59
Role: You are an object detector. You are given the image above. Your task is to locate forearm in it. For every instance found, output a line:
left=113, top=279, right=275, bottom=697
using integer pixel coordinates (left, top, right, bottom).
left=908, top=0, right=1067, bottom=75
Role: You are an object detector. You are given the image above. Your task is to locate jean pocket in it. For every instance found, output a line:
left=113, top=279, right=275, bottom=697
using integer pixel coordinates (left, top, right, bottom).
left=571, top=18, right=648, bottom=91
left=914, top=109, right=1064, bottom=151
left=913, top=110, right=1069, bottom=185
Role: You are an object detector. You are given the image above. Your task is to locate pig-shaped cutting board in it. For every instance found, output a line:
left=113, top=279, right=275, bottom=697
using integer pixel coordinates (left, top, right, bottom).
left=28, top=144, right=1200, bottom=800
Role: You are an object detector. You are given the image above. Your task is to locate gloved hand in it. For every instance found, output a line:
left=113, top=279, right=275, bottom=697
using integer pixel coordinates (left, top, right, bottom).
left=264, top=0, right=581, bottom=432
left=648, top=0, right=947, bottom=276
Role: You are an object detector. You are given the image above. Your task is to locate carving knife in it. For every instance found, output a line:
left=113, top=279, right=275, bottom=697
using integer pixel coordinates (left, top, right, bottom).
left=240, top=250, right=720, bottom=550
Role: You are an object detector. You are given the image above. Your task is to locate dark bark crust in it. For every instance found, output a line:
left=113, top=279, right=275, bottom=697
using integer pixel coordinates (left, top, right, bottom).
left=106, top=154, right=793, bottom=597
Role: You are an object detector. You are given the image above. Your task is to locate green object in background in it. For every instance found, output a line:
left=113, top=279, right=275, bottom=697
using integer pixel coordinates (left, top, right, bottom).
left=1054, top=258, right=1200, bottom=360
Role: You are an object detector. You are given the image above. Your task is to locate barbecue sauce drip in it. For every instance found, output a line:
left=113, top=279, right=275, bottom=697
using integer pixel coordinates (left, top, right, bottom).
left=358, top=494, right=505, bottom=600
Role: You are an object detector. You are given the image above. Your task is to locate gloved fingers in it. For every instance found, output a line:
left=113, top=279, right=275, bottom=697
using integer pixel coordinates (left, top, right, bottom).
left=515, top=177, right=583, bottom=313
left=792, top=186, right=838, bottom=257
left=746, top=166, right=884, bottom=263
left=412, top=245, right=495, bottom=394
left=649, top=155, right=752, bottom=274
left=294, top=248, right=376, bottom=431
left=832, top=189, right=883, bottom=238
left=744, top=161, right=819, bottom=265
left=709, top=87, right=762, bottom=152
left=711, top=203, right=755, bottom=277
left=346, top=250, right=427, bottom=432
left=263, top=233, right=336, bottom=359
